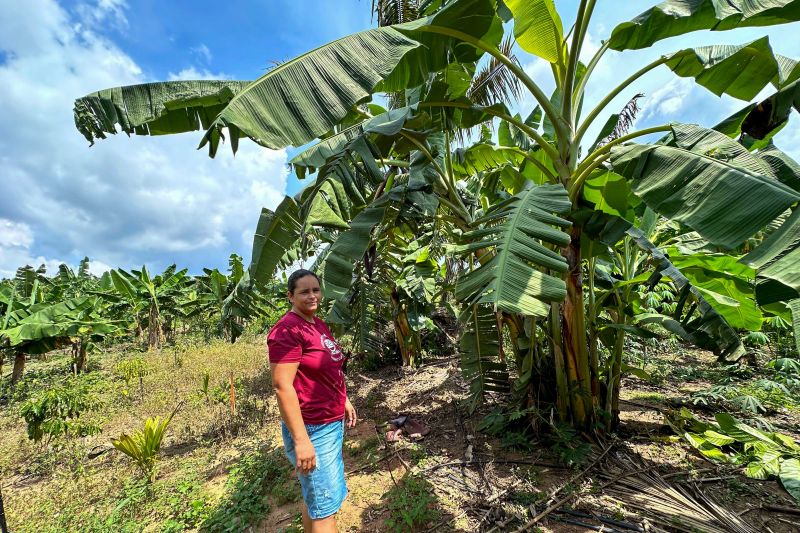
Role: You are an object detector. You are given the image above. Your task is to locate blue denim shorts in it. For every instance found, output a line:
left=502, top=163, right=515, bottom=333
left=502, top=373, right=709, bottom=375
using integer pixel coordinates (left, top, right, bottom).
left=281, top=418, right=348, bottom=519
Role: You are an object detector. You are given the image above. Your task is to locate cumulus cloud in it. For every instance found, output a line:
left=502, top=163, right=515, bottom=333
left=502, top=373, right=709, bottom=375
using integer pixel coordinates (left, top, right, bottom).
left=0, top=0, right=288, bottom=277
left=167, top=66, right=232, bottom=81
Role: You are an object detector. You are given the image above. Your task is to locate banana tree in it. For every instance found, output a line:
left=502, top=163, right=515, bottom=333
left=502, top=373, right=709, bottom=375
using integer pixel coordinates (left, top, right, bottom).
left=74, top=0, right=800, bottom=429
left=105, top=265, right=194, bottom=350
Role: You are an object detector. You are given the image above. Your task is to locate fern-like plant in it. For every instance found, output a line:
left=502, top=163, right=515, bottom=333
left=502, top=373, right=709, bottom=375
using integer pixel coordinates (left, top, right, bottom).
left=111, top=410, right=175, bottom=482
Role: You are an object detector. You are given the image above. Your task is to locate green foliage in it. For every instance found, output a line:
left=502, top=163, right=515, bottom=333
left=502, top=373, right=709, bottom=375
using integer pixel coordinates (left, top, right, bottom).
left=667, top=409, right=800, bottom=503
left=111, top=412, right=175, bottom=482
left=200, top=448, right=297, bottom=533
left=19, top=381, right=99, bottom=442
left=384, top=474, right=441, bottom=533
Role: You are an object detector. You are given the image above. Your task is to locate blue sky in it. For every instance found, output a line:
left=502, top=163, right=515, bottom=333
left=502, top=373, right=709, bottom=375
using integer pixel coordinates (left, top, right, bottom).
left=0, top=0, right=798, bottom=277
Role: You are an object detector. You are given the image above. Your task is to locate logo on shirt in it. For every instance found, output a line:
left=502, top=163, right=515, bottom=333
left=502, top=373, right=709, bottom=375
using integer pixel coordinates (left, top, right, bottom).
left=321, top=333, right=344, bottom=361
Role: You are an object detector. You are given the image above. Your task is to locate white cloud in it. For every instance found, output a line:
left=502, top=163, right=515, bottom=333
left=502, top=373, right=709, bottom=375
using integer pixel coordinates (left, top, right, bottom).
left=191, top=44, right=212, bottom=64
left=640, top=77, right=694, bottom=121
left=167, top=66, right=231, bottom=81
left=0, top=0, right=287, bottom=277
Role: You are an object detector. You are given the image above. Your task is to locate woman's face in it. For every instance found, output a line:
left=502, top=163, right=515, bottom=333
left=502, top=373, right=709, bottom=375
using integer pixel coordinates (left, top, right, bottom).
left=288, top=275, right=321, bottom=317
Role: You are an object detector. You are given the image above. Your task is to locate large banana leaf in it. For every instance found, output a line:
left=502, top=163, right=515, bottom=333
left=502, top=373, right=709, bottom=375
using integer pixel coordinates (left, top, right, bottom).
left=759, top=143, right=800, bottom=191
left=199, top=0, right=500, bottom=154
left=74, top=80, right=251, bottom=144
left=609, top=0, right=800, bottom=51
left=248, top=197, right=303, bottom=286
left=610, top=125, right=800, bottom=249
left=505, top=0, right=564, bottom=64
left=290, top=105, right=418, bottom=177
left=460, top=304, right=508, bottom=413
left=2, top=297, right=98, bottom=348
left=625, top=227, right=746, bottom=361
left=321, top=204, right=391, bottom=305
left=454, top=183, right=572, bottom=318
left=741, top=208, right=800, bottom=305
left=665, top=37, right=800, bottom=101
left=669, top=252, right=763, bottom=330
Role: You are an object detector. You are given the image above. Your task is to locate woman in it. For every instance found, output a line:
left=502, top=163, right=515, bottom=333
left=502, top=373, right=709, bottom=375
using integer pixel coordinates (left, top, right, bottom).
left=268, top=269, right=356, bottom=533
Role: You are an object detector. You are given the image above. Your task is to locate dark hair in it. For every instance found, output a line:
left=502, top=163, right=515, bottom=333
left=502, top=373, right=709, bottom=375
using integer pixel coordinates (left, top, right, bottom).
left=287, top=269, right=321, bottom=294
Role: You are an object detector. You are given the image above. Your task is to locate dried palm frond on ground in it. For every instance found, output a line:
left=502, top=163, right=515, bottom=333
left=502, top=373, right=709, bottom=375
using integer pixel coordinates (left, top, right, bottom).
left=599, top=455, right=759, bottom=533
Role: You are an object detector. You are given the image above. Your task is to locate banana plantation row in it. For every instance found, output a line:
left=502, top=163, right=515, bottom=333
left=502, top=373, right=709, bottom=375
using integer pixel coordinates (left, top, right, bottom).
left=0, top=255, right=280, bottom=387
left=62, top=0, right=800, bottom=432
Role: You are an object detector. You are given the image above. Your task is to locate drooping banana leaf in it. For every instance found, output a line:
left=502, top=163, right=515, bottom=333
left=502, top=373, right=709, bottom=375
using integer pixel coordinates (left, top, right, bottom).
left=450, top=143, right=526, bottom=176
left=609, top=0, right=800, bottom=51
left=460, top=303, right=508, bottom=413
left=789, top=299, right=800, bottom=355
left=741, top=208, right=800, bottom=305
left=453, top=182, right=572, bottom=317
left=610, top=125, right=800, bottom=249
left=664, top=37, right=800, bottom=101
left=758, top=143, right=800, bottom=192
left=669, top=252, right=763, bottom=331
left=199, top=0, right=501, bottom=155
left=290, top=105, right=418, bottom=178
left=73, top=80, right=252, bottom=144
left=248, top=197, right=303, bottom=286
left=322, top=204, right=391, bottom=306
left=625, top=227, right=746, bottom=361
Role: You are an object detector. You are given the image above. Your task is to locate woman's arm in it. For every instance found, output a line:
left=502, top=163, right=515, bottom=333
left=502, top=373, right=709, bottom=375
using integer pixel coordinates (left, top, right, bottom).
left=271, top=362, right=316, bottom=474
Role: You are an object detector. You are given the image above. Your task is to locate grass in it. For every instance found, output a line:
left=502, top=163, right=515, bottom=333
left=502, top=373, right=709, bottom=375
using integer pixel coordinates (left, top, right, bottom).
left=0, top=336, right=291, bottom=532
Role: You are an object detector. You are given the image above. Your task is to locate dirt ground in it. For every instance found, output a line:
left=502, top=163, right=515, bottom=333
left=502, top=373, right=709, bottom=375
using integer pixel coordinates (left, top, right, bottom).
left=258, top=349, right=800, bottom=532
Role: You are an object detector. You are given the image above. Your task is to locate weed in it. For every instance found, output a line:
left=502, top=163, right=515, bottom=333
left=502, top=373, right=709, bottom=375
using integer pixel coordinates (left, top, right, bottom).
left=384, top=474, right=441, bottom=532
left=200, top=447, right=296, bottom=533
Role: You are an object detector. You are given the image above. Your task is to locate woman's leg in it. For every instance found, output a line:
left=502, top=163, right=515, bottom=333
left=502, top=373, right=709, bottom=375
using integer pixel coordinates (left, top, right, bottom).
left=302, top=506, right=337, bottom=533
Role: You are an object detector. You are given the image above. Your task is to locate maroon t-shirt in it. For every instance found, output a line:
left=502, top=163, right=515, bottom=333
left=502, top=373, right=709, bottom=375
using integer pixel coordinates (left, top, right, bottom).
left=267, top=312, right=346, bottom=425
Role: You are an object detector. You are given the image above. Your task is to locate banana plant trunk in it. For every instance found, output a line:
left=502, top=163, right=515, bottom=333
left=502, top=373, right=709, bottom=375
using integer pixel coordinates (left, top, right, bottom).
left=147, top=303, right=162, bottom=350
left=11, top=351, right=25, bottom=386
left=559, top=225, right=594, bottom=429
left=391, top=288, right=419, bottom=367
left=72, top=340, right=88, bottom=373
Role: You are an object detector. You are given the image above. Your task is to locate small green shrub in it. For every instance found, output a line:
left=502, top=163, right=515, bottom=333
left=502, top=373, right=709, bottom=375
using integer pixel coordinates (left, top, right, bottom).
left=19, top=382, right=99, bottom=442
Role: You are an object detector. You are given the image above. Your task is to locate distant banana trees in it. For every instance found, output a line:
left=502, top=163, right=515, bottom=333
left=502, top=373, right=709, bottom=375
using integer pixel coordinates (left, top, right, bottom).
left=1, top=265, right=114, bottom=384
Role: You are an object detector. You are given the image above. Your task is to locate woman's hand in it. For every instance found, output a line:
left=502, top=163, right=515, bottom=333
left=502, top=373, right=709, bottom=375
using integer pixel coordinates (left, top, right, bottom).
left=345, top=397, right=357, bottom=428
left=295, top=438, right=316, bottom=475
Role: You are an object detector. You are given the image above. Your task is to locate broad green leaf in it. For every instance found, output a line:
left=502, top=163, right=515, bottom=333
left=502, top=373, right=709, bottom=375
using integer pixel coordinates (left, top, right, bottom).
left=685, top=432, right=729, bottom=462
left=703, top=429, right=736, bottom=446
left=742, top=208, right=800, bottom=305
left=290, top=105, right=417, bottom=177
left=200, top=0, right=500, bottom=154
left=790, top=299, right=800, bottom=356
left=609, top=0, right=800, bottom=51
left=745, top=460, right=779, bottom=479
left=321, top=193, right=401, bottom=304
left=620, top=362, right=652, bottom=381
left=715, top=413, right=776, bottom=444
left=460, top=304, right=508, bottom=413
left=454, top=183, right=572, bottom=318
left=248, top=197, right=303, bottom=286
left=583, top=170, right=635, bottom=220
left=780, top=458, right=800, bottom=503
left=505, top=0, right=564, bottom=64
left=451, top=143, right=525, bottom=176
left=626, top=227, right=745, bottom=360
left=759, top=143, right=800, bottom=192
left=610, top=139, right=800, bottom=249
left=73, top=80, right=251, bottom=144
left=664, top=37, right=800, bottom=101
left=670, top=253, right=762, bottom=330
